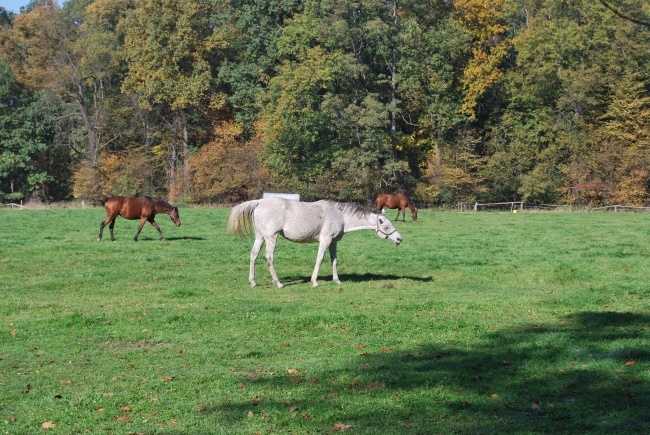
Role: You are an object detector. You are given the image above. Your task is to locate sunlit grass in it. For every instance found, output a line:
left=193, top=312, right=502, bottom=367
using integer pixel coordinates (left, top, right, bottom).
left=0, top=207, right=648, bottom=433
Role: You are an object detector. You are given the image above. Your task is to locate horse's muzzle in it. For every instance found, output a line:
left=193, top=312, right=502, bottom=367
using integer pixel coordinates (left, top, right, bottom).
left=175, top=220, right=181, bottom=227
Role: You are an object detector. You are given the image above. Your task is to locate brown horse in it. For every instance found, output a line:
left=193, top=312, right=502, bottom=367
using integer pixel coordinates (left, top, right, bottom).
left=97, top=196, right=181, bottom=242
left=373, top=193, right=418, bottom=222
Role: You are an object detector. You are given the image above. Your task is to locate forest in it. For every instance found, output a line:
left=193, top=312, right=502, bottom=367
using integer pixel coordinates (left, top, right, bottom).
left=0, top=0, right=648, bottom=206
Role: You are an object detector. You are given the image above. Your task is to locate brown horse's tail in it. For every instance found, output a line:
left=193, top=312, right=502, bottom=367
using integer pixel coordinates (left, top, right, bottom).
left=226, top=200, right=260, bottom=238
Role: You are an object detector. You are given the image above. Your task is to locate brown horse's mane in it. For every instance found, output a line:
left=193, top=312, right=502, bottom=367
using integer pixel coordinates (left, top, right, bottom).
left=150, top=197, right=176, bottom=210
left=402, top=196, right=416, bottom=214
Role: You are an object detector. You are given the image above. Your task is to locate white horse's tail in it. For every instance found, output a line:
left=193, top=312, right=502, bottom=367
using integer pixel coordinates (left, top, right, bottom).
left=226, top=200, right=260, bottom=238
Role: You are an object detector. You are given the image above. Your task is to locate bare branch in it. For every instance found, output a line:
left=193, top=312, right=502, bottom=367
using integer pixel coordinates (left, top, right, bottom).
left=599, top=0, right=650, bottom=26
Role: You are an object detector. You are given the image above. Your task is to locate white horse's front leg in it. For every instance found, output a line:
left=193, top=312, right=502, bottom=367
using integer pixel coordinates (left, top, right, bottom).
left=249, top=237, right=264, bottom=287
left=328, top=242, right=341, bottom=284
left=264, top=235, right=284, bottom=288
left=311, top=239, right=331, bottom=287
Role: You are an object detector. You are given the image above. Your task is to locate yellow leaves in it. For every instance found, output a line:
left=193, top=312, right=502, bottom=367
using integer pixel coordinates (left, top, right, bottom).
left=461, top=44, right=510, bottom=119
left=455, top=0, right=513, bottom=119
left=455, top=0, right=512, bottom=43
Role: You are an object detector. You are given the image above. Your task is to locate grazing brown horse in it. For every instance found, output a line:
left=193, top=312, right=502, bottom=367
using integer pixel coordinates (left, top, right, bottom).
left=373, top=193, right=418, bottom=222
left=97, top=196, right=181, bottom=242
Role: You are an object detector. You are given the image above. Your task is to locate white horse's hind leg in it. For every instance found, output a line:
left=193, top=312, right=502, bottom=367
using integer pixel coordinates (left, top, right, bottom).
left=249, top=237, right=264, bottom=287
left=264, top=235, right=284, bottom=288
left=328, top=242, right=341, bottom=284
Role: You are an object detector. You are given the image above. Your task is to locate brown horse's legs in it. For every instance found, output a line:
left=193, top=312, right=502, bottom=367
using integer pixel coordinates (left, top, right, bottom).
left=133, top=217, right=148, bottom=241
left=109, top=221, right=116, bottom=241
left=151, top=220, right=164, bottom=240
left=98, top=218, right=116, bottom=242
left=98, top=221, right=105, bottom=241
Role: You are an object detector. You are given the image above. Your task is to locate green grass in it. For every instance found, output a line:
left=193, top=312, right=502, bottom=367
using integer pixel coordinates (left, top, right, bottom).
left=0, top=207, right=648, bottom=434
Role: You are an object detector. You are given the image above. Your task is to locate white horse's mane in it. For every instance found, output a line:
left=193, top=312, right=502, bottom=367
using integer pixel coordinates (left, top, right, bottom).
left=325, top=201, right=377, bottom=219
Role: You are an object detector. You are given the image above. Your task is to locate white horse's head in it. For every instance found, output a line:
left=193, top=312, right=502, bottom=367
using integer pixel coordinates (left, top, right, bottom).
left=375, top=214, right=402, bottom=245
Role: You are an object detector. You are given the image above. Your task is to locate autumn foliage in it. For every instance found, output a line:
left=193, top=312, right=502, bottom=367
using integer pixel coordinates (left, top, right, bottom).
left=1, top=0, right=649, bottom=205
left=188, top=122, right=268, bottom=204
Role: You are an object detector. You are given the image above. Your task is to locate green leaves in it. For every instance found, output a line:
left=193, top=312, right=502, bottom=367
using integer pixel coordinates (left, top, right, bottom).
left=0, top=60, right=51, bottom=200
left=120, top=0, right=217, bottom=110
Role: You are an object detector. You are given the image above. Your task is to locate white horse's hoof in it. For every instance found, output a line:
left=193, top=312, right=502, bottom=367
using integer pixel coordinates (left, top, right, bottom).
left=312, top=281, right=319, bottom=287
left=276, top=283, right=284, bottom=288
left=250, top=281, right=257, bottom=288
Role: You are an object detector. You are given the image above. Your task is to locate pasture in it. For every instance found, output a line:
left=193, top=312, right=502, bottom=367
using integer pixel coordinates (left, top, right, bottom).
left=0, top=207, right=648, bottom=433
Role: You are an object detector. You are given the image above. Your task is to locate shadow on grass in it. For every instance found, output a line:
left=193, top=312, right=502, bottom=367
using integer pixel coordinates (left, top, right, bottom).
left=216, top=311, right=649, bottom=432
left=164, top=236, right=205, bottom=241
left=274, top=273, right=433, bottom=287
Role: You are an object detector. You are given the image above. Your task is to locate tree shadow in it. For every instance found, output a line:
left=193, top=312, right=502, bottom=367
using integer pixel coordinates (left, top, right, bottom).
left=212, top=311, right=649, bottom=432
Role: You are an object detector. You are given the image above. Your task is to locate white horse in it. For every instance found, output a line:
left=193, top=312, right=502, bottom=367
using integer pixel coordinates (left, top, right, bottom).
left=226, top=197, right=403, bottom=288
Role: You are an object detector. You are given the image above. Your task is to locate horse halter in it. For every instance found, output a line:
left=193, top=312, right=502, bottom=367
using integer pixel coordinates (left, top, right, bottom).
left=375, top=216, right=397, bottom=237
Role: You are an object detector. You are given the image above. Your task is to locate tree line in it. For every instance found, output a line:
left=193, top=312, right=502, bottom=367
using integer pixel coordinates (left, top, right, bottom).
left=1, top=0, right=648, bottom=206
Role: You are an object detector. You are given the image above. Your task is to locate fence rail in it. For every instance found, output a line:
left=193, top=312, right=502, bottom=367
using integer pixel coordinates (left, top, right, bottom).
left=589, top=205, right=650, bottom=212
left=473, top=201, right=524, bottom=212
left=471, top=202, right=650, bottom=213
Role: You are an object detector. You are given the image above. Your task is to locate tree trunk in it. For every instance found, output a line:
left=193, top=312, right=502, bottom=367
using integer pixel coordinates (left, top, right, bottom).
left=390, top=0, right=398, bottom=138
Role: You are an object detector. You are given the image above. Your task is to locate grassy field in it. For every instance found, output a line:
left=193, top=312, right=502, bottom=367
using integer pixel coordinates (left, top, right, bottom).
left=0, top=206, right=648, bottom=434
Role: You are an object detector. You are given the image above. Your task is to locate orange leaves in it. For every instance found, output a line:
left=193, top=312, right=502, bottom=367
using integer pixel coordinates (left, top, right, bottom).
left=187, top=122, right=267, bottom=203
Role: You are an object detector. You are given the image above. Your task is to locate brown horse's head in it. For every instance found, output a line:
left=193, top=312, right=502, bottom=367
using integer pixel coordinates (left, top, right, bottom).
left=412, top=209, right=418, bottom=221
left=170, top=207, right=181, bottom=227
